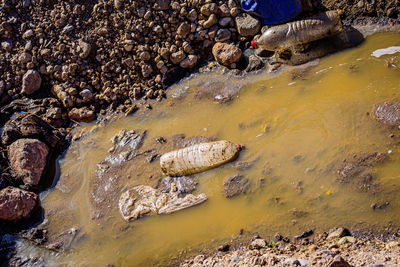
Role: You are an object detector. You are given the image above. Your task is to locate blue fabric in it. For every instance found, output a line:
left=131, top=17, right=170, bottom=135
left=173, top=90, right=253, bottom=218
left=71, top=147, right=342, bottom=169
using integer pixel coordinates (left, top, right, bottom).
left=241, top=0, right=302, bottom=25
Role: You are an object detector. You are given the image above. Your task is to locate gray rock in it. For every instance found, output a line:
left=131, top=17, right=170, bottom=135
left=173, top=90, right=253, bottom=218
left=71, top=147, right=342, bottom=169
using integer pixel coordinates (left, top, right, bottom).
left=8, top=138, right=49, bottom=186
left=62, top=24, right=74, bottom=33
left=235, top=13, right=261, bottom=37
left=245, top=55, right=265, bottom=72
left=215, top=29, right=231, bottom=42
left=22, top=70, right=42, bottom=94
left=219, top=17, right=232, bottom=27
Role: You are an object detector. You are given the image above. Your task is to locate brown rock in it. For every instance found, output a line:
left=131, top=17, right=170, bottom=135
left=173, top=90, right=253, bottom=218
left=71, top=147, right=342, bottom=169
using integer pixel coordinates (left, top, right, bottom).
left=78, top=40, right=91, bottom=59
left=0, top=187, right=39, bottom=221
left=200, top=3, right=218, bottom=16
left=203, top=14, right=218, bottom=29
left=326, top=255, right=352, bottom=267
left=212, top=43, right=242, bottom=68
left=69, top=107, right=96, bottom=123
left=8, top=138, right=49, bottom=185
left=177, top=22, right=191, bottom=38
left=170, top=50, right=186, bottom=64
left=22, top=70, right=42, bottom=95
left=180, top=55, right=198, bottom=69
left=154, top=0, right=170, bottom=10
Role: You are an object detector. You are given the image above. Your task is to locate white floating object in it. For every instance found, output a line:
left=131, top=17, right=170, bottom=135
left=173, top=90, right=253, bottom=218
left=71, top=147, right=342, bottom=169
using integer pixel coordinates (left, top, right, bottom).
left=371, top=46, right=400, bottom=58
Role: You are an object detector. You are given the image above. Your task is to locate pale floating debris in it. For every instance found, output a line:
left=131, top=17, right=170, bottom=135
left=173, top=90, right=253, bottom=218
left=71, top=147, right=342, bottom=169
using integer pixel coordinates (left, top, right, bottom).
left=371, top=46, right=400, bottom=58
left=160, top=140, right=241, bottom=176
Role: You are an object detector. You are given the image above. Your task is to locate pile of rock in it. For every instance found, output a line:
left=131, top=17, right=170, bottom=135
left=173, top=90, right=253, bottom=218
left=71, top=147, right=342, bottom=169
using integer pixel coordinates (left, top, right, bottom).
left=0, top=113, right=66, bottom=222
left=0, top=0, right=264, bottom=121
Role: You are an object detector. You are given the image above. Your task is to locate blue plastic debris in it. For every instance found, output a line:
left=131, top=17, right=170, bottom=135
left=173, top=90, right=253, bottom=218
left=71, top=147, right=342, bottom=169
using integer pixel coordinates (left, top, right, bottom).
left=241, top=0, right=303, bottom=25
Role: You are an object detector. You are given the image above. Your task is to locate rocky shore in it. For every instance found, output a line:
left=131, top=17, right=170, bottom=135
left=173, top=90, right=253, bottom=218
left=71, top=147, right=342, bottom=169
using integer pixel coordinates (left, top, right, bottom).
left=181, top=228, right=400, bottom=267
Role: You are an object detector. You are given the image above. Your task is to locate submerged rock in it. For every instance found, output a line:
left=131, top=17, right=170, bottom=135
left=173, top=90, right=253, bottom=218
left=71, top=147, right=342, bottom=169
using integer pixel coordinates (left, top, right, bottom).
left=45, top=227, right=83, bottom=252
left=223, top=174, right=250, bottom=198
left=375, top=101, right=400, bottom=127
left=157, top=176, right=197, bottom=195
left=0, top=187, right=39, bottom=222
left=194, top=79, right=243, bottom=103
left=338, top=152, right=388, bottom=183
left=91, top=130, right=147, bottom=219
left=119, top=185, right=207, bottom=221
left=8, top=138, right=49, bottom=186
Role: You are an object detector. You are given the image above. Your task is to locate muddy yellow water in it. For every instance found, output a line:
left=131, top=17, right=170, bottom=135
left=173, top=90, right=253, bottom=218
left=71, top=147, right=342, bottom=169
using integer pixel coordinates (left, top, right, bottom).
left=17, top=33, right=400, bottom=266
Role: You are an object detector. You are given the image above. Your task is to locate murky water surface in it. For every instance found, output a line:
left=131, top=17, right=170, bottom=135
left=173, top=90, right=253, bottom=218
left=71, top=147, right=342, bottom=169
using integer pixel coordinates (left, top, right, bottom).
left=17, top=33, right=400, bottom=266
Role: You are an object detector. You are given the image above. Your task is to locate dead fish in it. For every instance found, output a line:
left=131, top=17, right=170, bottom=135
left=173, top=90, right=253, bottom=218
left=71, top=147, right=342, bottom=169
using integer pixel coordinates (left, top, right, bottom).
left=252, top=11, right=343, bottom=51
left=160, top=140, right=242, bottom=176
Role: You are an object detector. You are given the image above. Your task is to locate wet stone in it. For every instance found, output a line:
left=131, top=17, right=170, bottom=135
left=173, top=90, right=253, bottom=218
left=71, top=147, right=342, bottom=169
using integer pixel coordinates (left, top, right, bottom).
left=223, top=174, right=250, bottom=198
left=8, top=138, right=49, bottom=186
left=375, top=101, right=400, bottom=127
left=245, top=55, right=265, bottom=72
left=157, top=176, right=197, bottom=195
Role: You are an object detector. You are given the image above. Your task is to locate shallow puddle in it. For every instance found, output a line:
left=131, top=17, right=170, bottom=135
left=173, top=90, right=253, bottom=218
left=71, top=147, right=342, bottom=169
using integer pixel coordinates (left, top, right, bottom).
left=17, top=32, right=400, bottom=266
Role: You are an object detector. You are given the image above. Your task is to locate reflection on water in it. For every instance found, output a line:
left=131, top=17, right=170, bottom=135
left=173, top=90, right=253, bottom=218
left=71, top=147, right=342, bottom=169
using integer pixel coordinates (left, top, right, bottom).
left=17, top=33, right=400, bottom=266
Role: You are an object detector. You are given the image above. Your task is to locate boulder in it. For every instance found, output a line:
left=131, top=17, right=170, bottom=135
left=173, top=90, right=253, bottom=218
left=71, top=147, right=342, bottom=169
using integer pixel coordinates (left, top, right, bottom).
left=119, top=185, right=207, bottom=221
left=8, top=138, right=49, bottom=185
left=235, top=13, right=261, bottom=37
left=212, top=43, right=242, bottom=68
left=68, top=107, right=96, bottom=123
left=21, top=70, right=42, bottom=95
left=1, top=113, right=60, bottom=148
left=375, top=101, right=400, bottom=127
left=0, top=187, right=39, bottom=221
